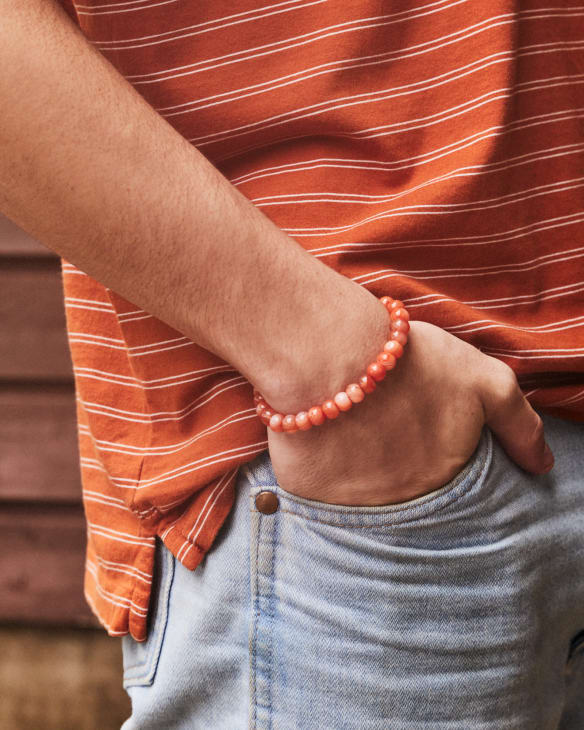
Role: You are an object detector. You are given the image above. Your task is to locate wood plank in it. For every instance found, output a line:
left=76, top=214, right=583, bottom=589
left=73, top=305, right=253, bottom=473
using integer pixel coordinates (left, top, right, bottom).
left=0, top=626, right=130, bottom=730
left=0, top=260, right=73, bottom=379
left=0, top=504, right=98, bottom=627
left=0, top=214, right=57, bottom=258
left=0, top=385, right=81, bottom=502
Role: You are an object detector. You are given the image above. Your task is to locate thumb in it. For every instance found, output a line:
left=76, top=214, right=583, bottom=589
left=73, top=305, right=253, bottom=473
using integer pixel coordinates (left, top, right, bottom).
left=478, top=360, right=554, bottom=475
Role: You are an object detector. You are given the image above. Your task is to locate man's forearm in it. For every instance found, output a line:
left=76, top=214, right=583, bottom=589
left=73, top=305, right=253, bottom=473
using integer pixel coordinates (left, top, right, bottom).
left=0, top=0, right=389, bottom=412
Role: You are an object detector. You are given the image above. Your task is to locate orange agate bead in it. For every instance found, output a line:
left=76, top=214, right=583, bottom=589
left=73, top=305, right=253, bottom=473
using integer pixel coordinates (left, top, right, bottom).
left=334, top=391, right=353, bottom=411
left=308, top=406, right=326, bottom=426
left=322, top=400, right=340, bottom=419
left=346, top=383, right=365, bottom=403
left=296, top=411, right=312, bottom=430
left=392, top=318, right=410, bottom=334
left=259, top=409, right=273, bottom=426
left=391, top=331, right=408, bottom=346
left=367, top=362, right=386, bottom=382
left=254, top=294, right=410, bottom=432
left=359, top=374, right=377, bottom=394
left=383, top=340, right=404, bottom=358
left=282, top=414, right=298, bottom=432
left=377, top=352, right=396, bottom=370
left=391, top=307, right=409, bottom=321
left=269, top=413, right=284, bottom=432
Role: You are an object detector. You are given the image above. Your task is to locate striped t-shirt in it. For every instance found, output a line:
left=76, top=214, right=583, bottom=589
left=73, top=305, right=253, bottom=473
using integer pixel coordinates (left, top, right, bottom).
left=58, top=0, right=584, bottom=640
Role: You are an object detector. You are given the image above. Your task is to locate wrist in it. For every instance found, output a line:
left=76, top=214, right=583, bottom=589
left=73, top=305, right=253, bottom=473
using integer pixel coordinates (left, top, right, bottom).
left=252, top=280, right=391, bottom=414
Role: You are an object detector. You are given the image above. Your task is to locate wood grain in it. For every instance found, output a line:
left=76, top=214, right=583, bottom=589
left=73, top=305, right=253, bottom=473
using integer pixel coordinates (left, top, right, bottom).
left=0, top=385, right=81, bottom=502
left=0, top=504, right=97, bottom=626
left=0, top=260, right=73, bottom=379
left=0, top=626, right=130, bottom=730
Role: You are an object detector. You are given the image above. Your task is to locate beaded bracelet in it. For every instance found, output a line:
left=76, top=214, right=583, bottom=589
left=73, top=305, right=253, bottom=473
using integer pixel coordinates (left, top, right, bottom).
left=253, top=296, right=410, bottom=433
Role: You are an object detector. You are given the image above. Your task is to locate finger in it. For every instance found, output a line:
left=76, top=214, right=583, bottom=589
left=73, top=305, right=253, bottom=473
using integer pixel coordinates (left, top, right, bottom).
left=478, top=361, right=554, bottom=474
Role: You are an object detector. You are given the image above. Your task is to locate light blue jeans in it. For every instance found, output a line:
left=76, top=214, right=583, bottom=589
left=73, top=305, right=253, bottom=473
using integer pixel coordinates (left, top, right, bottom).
left=121, top=412, right=584, bottom=729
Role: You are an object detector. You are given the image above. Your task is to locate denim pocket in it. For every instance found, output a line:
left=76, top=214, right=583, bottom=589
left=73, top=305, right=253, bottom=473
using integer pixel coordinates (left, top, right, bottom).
left=122, top=537, right=175, bottom=688
left=254, top=424, right=493, bottom=528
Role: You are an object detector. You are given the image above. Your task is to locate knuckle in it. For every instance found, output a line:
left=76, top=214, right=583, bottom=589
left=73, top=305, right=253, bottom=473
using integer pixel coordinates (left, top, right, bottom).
left=529, top=413, right=545, bottom=445
left=492, top=359, right=520, bottom=400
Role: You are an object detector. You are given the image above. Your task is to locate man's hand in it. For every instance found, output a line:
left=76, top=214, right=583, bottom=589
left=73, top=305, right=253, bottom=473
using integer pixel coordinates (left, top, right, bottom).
left=267, top=320, right=553, bottom=506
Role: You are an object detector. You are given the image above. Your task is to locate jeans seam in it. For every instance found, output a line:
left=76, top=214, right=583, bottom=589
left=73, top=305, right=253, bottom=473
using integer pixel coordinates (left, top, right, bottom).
left=266, top=514, right=277, bottom=730
left=251, top=515, right=260, bottom=729
left=123, top=543, right=174, bottom=683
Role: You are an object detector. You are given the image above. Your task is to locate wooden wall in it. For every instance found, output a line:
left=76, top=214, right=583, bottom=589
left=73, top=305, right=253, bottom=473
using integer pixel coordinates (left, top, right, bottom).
left=0, top=214, right=96, bottom=626
left=0, top=214, right=130, bottom=728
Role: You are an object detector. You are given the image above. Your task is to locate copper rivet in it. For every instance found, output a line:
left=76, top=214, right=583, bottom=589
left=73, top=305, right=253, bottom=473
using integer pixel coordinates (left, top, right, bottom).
left=255, top=491, right=279, bottom=514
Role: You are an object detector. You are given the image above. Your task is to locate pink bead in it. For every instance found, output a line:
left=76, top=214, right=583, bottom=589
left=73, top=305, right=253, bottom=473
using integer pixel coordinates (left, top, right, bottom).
left=392, top=318, right=410, bottom=334
left=391, top=331, right=408, bottom=346
left=334, top=391, right=353, bottom=412
left=389, top=299, right=404, bottom=311
left=383, top=340, right=404, bottom=359
left=308, top=406, right=326, bottom=426
left=259, top=409, right=273, bottom=426
left=377, top=352, right=396, bottom=370
left=346, top=383, right=365, bottom=403
left=380, top=296, right=393, bottom=308
left=296, top=411, right=312, bottom=431
left=359, top=374, right=377, bottom=394
left=253, top=391, right=264, bottom=405
left=256, top=402, right=267, bottom=416
left=367, top=362, right=386, bottom=382
left=269, top=413, right=284, bottom=432
left=282, top=414, right=298, bottom=432
left=322, top=400, right=340, bottom=419
left=391, top=307, right=409, bottom=321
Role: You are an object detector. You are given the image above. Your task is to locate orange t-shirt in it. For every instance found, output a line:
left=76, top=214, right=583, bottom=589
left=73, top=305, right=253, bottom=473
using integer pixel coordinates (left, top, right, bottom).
left=58, top=0, right=584, bottom=640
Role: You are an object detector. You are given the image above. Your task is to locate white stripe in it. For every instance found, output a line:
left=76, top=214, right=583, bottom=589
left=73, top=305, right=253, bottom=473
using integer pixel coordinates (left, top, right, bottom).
left=215, top=87, right=582, bottom=168
left=77, top=409, right=257, bottom=455
left=250, top=144, right=584, bottom=208
left=485, top=347, right=584, bottom=359
left=83, top=494, right=138, bottom=512
left=76, top=0, right=185, bottom=16
left=309, top=212, right=584, bottom=258
left=127, top=6, right=579, bottom=87
left=356, top=248, right=584, bottom=288
left=404, top=281, right=584, bottom=310
left=109, top=443, right=268, bottom=490
left=87, top=557, right=152, bottom=585
left=181, top=470, right=232, bottom=552
left=84, top=489, right=125, bottom=505
left=159, top=12, right=583, bottom=119
left=549, top=388, right=584, bottom=406
left=180, top=469, right=239, bottom=561
left=86, top=563, right=148, bottom=616
left=125, top=0, right=468, bottom=81
left=287, top=177, right=584, bottom=236
left=118, top=312, right=153, bottom=323
left=159, top=469, right=235, bottom=558
left=444, top=316, right=584, bottom=337
left=87, top=522, right=155, bottom=548
left=73, top=363, right=237, bottom=389
left=94, top=0, right=326, bottom=44
left=77, top=376, right=248, bottom=423
left=229, top=105, right=583, bottom=185
left=83, top=590, right=127, bottom=636
left=65, top=303, right=116, bottom=314
left=188, top=46, right=584, bottom=147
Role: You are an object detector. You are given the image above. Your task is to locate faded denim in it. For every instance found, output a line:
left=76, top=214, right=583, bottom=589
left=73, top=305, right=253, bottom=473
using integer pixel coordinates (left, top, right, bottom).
left=121, top=411, right=584, bottom=729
